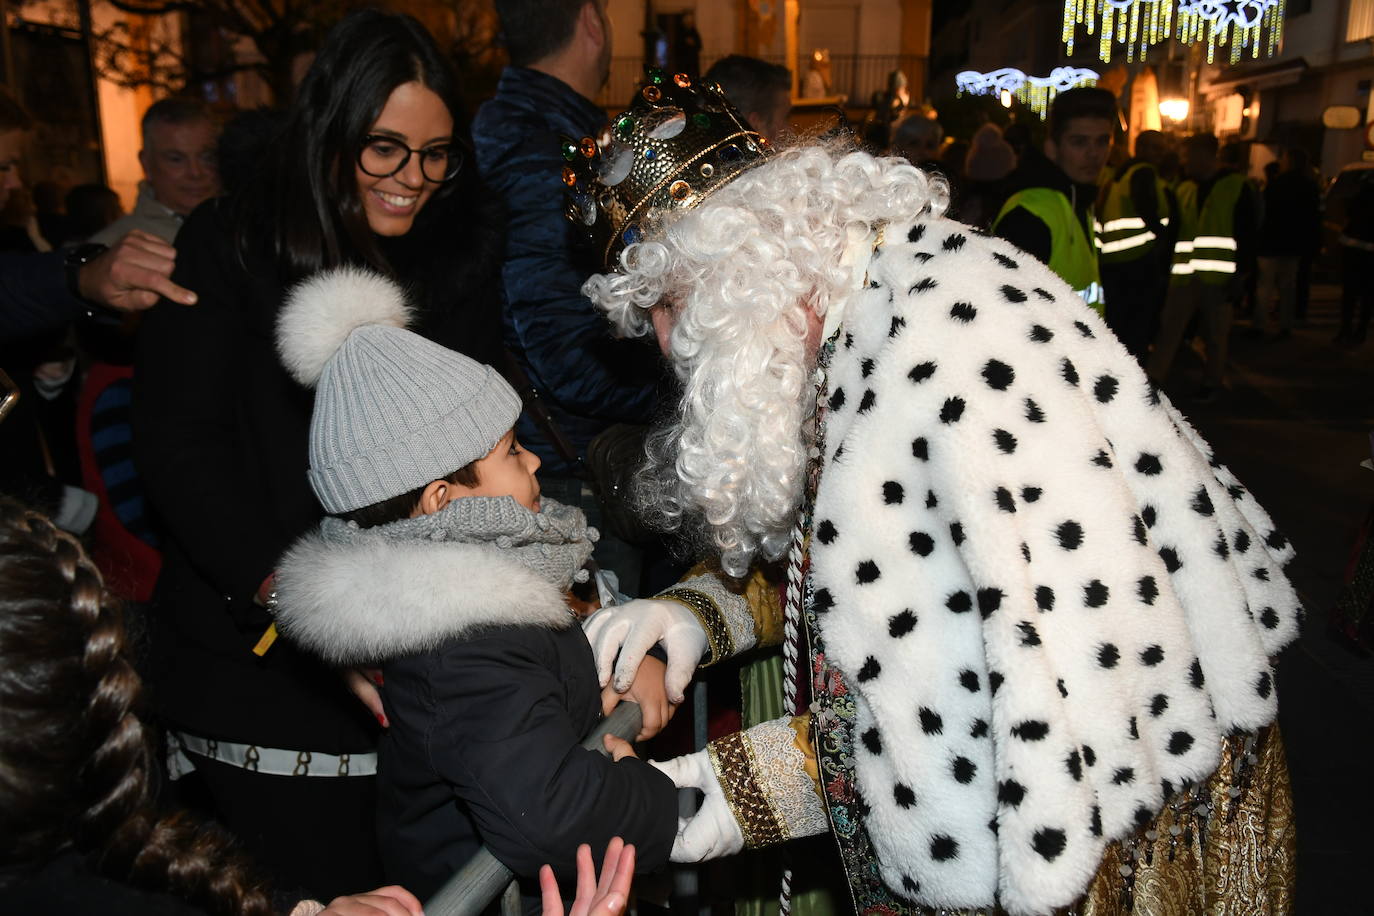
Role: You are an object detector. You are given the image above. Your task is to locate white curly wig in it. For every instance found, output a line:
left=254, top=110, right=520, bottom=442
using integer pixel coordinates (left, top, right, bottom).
left=583, top=142, right=947, bottom=575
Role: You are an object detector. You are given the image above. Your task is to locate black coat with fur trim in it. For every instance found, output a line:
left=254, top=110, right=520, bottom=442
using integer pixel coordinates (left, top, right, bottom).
left=273, top=530, right=678, bottom=899
left=133, top=193, right=506, bottom=753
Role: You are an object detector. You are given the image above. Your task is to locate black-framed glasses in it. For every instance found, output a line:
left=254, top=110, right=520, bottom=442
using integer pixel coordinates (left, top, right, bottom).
left=358, top=134, right=463, bottom=183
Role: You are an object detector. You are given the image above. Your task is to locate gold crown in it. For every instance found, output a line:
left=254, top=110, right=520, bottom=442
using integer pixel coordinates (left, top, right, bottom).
left=562, top=68, right=772, bottom=267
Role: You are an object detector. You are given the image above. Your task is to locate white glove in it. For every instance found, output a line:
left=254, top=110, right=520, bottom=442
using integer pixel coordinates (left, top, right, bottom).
left=651, top=750, right=745, bottom=862
left=583, top=598, right=709, bottom=703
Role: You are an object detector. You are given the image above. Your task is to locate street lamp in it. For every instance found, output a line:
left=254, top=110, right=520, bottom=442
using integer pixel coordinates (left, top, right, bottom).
left=1159, top=98, right=1190, bottom=123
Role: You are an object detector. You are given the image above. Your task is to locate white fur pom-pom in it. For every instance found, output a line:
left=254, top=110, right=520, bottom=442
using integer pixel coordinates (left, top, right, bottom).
left=276, top=266, right=413, bottom=387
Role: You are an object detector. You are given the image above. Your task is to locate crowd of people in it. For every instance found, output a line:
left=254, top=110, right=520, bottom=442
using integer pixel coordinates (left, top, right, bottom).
left=0, top=0, right=1353, bottom=913
left=881, top=90, right=1370, bottom=402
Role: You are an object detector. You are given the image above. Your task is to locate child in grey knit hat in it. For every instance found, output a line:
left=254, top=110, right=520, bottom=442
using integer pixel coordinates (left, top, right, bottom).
left=269, top=267, right=678, bottom=902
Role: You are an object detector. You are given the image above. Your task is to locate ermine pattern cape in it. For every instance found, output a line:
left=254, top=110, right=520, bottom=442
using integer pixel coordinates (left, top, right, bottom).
left=808, top=218, right=1299, bottom=915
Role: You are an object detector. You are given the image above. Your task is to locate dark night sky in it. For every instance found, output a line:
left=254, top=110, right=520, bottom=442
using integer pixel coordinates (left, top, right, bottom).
left=930, top=0, right=966, bottom=34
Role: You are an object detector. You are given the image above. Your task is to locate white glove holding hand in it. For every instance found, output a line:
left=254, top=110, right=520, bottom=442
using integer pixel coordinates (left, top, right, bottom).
left=583, top=598, right=708, bottom=703
left=651, top=750, right=745, bottom=862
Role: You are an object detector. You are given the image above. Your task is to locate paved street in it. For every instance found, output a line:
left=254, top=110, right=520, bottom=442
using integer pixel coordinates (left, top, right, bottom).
left=1154, top=283, right=1373, bottom=913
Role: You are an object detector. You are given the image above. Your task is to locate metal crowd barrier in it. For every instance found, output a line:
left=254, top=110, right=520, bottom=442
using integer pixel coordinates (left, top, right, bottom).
left=424, top=701, right=645, bottom=916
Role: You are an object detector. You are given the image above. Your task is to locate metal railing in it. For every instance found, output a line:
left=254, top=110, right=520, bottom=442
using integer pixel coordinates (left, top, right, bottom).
left=424, top=701, right=644, bottom=916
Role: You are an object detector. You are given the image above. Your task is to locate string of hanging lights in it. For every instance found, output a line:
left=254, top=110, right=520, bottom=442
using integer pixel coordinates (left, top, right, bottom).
left=1176, top=0, right=1286, bottom=64
left=1061, top=0, right=1285, bottom=65
left=955, top=67, right=1101, bottom=119
left=1062, top=0, right=1174, bottom=64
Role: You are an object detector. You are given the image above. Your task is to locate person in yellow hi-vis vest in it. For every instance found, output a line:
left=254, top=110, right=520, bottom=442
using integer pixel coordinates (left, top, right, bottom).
left=992, top=87, right=1115, bottom=316
left=1147, top=135, right=1259, bottom=401
left=1099, top=130, right=1173, bottom=359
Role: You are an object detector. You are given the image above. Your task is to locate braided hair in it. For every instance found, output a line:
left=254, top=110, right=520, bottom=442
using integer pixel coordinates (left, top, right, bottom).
left=0, top=497, right=275, bottom=914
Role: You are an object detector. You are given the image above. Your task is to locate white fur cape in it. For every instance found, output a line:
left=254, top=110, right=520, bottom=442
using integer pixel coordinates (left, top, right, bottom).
left=273, top=530, right=573, bottom=666
left=809, top=218, right=1299, bottom=915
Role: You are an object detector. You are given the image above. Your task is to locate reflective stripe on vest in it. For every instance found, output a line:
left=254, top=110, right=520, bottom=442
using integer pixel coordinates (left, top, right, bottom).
left=1187, top=173, right=1245, bottom=284
left=1100, top=217, right=1171, bottom=255
left=993, top=187, right=1105, bottom=315
left=1170, top=180, right=1199, bottom=283
left=1075, top=281, right=1105, bottom=306
left=1171, top=239, right=1195, bottom=276
left=1100, top=162, right=1171, bottom=264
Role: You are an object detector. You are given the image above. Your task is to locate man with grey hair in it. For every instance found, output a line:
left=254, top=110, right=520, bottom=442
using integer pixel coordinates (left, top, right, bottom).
left=574, top=77, right=1298, bottom=914
left=90, top=98, right=220, bottom=246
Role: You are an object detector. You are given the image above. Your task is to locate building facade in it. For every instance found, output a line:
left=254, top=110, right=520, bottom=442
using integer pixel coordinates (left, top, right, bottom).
left=1197, top=0, right=1374, bottom=178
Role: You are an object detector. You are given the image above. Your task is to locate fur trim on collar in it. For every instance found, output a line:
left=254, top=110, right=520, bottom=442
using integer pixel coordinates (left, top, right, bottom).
left=273, top=528, right=573, bottom=665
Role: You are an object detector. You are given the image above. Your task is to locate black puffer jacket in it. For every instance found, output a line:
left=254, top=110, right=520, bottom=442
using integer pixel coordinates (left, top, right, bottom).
left=272, top=523, right=678, bottom=900
left=133, top=191, right=505, bottom=753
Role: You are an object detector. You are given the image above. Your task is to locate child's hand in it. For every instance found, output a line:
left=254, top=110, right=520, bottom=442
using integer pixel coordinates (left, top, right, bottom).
left=600, top=654, right=676, bottom=741
left=539, top=838, right=635, bottom=916
left=603, top=734, right=637, bottom=760
left=314, top=884, right=423, bottom=915
left=342, top=667, right=388, bottom=729
left=584, top=599, right=708, bottom=703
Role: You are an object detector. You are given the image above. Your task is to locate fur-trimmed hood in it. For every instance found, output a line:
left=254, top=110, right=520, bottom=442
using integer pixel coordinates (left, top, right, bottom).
left=274, top=527, right=574, bottom=666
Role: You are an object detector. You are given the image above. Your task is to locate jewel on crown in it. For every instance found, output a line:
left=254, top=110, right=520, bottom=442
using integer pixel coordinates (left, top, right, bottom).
left=562, top=67, right=772, bottom=267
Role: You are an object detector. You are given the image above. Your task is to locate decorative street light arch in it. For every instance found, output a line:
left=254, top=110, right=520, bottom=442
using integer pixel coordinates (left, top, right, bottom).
left=956, top=66, right=1101, bottom=119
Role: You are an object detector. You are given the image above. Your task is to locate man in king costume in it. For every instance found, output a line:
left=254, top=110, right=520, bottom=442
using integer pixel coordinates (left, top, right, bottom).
left=571, top=73, right=1297, bottom=916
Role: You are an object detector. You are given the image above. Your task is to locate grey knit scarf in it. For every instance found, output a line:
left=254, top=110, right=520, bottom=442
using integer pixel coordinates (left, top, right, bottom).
left=319, top=496, right=598, bottom=591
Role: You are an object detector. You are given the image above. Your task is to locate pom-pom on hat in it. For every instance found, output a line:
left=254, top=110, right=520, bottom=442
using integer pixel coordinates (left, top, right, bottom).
left=277, top=266, right=522, bottom=514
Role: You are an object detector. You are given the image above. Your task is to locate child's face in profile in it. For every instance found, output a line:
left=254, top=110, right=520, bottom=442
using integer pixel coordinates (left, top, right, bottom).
left=458, top=429, right=542, bottom=512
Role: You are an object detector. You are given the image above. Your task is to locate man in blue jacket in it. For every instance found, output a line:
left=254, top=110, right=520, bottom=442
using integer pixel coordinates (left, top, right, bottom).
left=0, top=87, right=194, bottom=343
left=474, top=0, right=663, bottom=592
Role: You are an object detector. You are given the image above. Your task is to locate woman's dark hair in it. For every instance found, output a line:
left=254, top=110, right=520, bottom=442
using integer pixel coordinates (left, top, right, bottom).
left=0, top=498, right=274, bottom=914
left=238, top=8, right=473, bottom=282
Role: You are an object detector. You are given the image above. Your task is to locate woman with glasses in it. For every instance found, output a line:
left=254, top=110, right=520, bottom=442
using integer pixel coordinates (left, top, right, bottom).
left=132, top=9, right=504, bottom=900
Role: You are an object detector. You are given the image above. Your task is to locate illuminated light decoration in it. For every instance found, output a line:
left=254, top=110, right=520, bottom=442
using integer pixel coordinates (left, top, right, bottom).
left=956, top=67, right=1101, bottom=119
left=1175, top=0, right=1286, bottom=65
left=1062, top=0, right=1173, bottom=63
left=1063, top=0, right=1285, bottom=64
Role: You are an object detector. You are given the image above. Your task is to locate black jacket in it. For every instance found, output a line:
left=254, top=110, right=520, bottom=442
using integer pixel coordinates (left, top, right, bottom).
left=132, top=196, right=505, bottom=751
left=472, top=67, right=662, bottom=475
left=0, top=852, right=211, bottom=916
left=1258, top=168, right=1320, bottom=257
left=0, top=250, right=89, bottom=344
left=272, top=523, right=678, bottom=900
left=0, top=850, right=313, bottom=915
